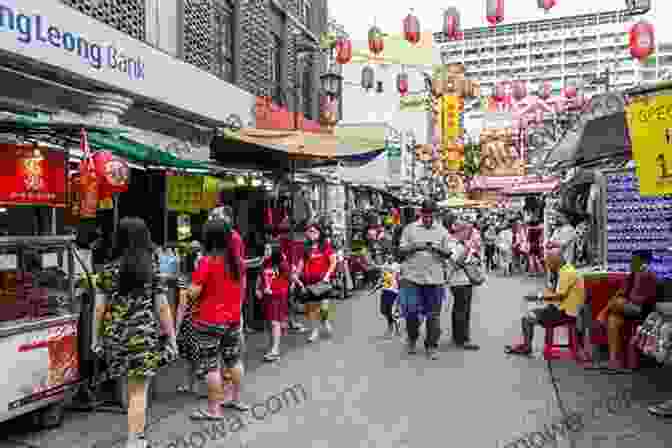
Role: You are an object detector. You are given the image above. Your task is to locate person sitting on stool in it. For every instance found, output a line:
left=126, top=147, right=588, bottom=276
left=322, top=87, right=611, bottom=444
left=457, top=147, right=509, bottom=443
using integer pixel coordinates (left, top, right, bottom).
left=505, top=254, right=584, bottom=356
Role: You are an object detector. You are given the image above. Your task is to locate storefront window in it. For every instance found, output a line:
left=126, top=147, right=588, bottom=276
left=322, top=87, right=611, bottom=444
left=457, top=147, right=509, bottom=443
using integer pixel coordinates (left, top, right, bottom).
left=215, top=0, right=235, bottom=82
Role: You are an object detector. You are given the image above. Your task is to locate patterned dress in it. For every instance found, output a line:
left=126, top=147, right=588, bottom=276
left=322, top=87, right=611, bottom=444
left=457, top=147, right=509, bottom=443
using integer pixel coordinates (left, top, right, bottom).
left=176, top=277, right=201, bottom=364
left=98, top=262, right=177, bottom=380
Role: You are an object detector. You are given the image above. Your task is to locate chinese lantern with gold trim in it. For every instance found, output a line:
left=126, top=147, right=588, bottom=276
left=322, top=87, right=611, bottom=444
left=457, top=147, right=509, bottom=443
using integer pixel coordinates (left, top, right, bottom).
left=486, top=0, right=504, bottom=26
left=629, top=21, right=655, bottom=62
left=443, top=7, right=461, bottom=41
left=403, top=10, right=421, bottom=45
left=368, top=26, right=384, bottom=55
left=397, top=72, right=409, bottom=96
left=335, top=38, right=352, bottom=64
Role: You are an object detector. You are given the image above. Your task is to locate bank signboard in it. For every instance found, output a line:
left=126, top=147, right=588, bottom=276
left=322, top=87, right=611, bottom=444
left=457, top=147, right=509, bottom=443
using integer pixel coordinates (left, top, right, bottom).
left=0, top=0, right=254, bottom=125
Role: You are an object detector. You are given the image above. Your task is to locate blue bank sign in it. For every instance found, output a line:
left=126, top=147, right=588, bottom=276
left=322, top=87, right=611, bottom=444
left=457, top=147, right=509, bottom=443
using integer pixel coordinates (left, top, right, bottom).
left=0, top=3, right=144, bottom=80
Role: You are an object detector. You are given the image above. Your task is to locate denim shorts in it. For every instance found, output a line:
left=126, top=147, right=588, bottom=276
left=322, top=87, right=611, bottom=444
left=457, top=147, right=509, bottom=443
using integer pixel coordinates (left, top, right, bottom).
left=398, top=284, right=444, bottom=320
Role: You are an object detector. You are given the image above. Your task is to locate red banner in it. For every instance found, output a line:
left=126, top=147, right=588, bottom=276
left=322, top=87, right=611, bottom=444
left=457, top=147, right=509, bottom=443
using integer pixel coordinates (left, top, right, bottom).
left=79, top=129, right=97, bottom=218
left=0, top=145, right=66, bottom=207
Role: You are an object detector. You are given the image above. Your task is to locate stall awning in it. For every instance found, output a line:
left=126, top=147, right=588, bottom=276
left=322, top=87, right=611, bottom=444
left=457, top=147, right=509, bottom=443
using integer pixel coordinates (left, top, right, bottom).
left=210, top=127, right=389, bottom=171
left=503, top=178, right=560, bottom=195
left=544, top=113, right=630, bottom=168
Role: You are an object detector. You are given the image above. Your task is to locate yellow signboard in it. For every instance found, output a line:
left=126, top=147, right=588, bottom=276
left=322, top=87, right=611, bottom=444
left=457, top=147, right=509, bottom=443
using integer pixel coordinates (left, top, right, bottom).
left=167, top=175, right=205, bottom=213
left=442, top=95, right=461, bottom=140
left=626, top=96, right=672, bottom=196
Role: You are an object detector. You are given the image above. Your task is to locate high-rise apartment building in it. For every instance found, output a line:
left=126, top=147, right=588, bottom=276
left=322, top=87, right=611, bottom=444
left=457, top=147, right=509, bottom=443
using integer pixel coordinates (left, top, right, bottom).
left=434, top=9, right=672, bottom=102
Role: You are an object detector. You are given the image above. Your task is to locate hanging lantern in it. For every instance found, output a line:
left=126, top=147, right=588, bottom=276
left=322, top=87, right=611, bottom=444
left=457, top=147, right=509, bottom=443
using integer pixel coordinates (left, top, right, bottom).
left=539, top=81, right=552, bottom=99
left=335, top=38, right=352, bottom=64
left=361, top=66, right=375, bottom=90
left=486, top=0, right=504, bottom=26
left=397, top=72, right=409, bottom=96
left=403, top=10, right=421, bottom=45
left=629, top=21, right=655, bottom=62
left=563, top=84, right=577, bottom=99
left=537, top=0, right=556, bottom=13
left=512, top=80, right=526, bottom=101
left=368, top=26, right=384, bottom=55
left=443, top=7, right=461, bottom=40
left=93, top=151, right=130, bottom=200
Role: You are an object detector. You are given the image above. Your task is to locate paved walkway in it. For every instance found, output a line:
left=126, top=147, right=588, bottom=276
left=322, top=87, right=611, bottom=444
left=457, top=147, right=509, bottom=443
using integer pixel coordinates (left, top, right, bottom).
left=1, top=275, right=671, bottom=447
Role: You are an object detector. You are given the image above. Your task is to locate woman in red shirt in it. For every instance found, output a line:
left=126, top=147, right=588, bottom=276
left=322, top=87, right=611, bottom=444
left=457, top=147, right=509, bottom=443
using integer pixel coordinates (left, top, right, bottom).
left=296, top=222, right=337, bottom=342
left=256, top=244, right=290, bottom=361
left=187, top=220, right=249, bottom=420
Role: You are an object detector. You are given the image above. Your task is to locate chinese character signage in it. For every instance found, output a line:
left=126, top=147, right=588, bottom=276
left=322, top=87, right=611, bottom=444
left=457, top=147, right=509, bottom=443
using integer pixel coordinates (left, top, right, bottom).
left=626, top=95, right=672, bottom=196
left=0, top=145, right=66, bottom=207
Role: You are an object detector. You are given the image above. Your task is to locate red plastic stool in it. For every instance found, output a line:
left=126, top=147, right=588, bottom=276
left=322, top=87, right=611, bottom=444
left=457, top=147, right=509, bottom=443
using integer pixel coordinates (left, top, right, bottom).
left=543, top=316, right=578, bottom=361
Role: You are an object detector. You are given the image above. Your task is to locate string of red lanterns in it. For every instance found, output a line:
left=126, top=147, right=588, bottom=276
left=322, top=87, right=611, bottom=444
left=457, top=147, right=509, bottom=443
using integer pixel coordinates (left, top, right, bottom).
left=629, top=20, right=655, bottom=63
left=403, top=10, right=421, bottom=45
left=486, top=0, right=504, bottom=26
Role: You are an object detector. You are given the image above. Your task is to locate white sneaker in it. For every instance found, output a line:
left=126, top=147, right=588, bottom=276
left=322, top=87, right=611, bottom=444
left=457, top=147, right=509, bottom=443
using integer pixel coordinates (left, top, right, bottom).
left=307, top=329, right=319, bottom=343
left=323, top=321, right=333, bottom=336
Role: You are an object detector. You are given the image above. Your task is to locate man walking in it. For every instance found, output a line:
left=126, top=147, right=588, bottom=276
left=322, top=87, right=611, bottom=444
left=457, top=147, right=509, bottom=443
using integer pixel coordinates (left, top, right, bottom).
left=398, top=200, right=453, bottom=360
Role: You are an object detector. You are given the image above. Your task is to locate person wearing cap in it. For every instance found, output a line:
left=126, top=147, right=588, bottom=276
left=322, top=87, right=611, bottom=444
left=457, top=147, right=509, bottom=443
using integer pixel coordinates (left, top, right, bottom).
left=398, top=199, right=455, bottom=359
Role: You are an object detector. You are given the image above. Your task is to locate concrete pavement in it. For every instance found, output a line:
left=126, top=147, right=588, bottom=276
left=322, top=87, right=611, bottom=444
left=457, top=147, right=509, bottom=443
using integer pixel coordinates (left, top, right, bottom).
left=1, top=274, right=671, bottom=447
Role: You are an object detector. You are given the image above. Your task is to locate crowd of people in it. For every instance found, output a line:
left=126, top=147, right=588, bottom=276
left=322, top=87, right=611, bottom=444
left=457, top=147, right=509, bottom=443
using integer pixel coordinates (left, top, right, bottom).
left=88, top=195, right=670, bottom=448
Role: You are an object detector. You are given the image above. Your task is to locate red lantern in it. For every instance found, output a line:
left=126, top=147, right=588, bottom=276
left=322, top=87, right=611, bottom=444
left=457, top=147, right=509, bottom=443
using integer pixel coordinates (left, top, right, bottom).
left=93, top=151, right=130, bottom=199
left=537, top=0, right=556, bottom=13
left=368, top=26, right=384, bottom=55
left=397, top=73, right=409, bottom=96
left=335, top=38, right=352, bottom=64
left=629, top=21, right=655, bottom=62
left=486, top=0, right=504, bottom=26
left=403, top=11, right=421, bottom=45
left=512, top=80, right=526, bottom=102
left=563, top=85, right=577, bottom=99
left=443, top=7, right=461, bottom=40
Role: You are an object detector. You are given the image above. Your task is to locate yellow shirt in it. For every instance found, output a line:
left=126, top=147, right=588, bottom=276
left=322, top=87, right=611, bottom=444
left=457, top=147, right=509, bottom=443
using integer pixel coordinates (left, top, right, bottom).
left=554, top=264, right=585, bottom=316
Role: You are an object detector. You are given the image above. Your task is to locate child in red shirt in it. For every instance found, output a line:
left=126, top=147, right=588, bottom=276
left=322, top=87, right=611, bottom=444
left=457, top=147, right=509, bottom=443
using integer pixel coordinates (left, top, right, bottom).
left=256, top=244, right=290, bottom=361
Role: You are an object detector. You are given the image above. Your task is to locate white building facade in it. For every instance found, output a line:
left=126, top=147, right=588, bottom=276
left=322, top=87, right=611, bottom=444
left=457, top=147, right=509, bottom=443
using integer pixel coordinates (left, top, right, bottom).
left=339, top=60, right=430, bottom=193
left=435, top=9, right=671, bottom=100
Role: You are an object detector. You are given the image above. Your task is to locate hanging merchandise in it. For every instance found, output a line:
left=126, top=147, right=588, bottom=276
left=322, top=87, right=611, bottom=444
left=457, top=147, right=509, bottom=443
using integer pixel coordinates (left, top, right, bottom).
left=539, top=81, right=552, bottom=100
left=335, top=38, right=352, bottom=64
left=537, top=0, right=556, bottom=13
left=79, top=129, right=97, bottom=218
left=361, top=66, right=375, bottom=90
left=403, top=10, right=421, bottom=45
left=606, top=171, right=672, bottom=279
left=166, top=175, right=205, bottom=214
left=486, top=0, right=504, bottom=26
left=92, top=151, right=130, bottom=200
left=177, top=215, right=192, bottom=241
left=202, top=176, right=220, bottom=210
left=368, top=26, right=384, bottom=55
left=629, top=21, right=655, bottom=62
left=443, top=7, right=461, bottom=40
left=563, top=82, right=577, bottom=99
left=494, top=81, right=506, bottom=102
left=397, top=72, right=409, bottom=96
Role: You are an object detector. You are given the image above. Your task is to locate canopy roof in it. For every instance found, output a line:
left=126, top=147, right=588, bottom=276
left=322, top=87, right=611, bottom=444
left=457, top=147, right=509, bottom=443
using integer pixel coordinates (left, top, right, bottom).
left=0, top=116, right=209, bottom=170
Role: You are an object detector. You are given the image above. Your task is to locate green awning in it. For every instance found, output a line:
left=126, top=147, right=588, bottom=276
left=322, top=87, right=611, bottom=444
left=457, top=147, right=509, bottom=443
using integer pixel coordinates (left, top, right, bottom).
left=0, top=116, right=208, bottom=170
left=87, top=133, right=209, bottom=170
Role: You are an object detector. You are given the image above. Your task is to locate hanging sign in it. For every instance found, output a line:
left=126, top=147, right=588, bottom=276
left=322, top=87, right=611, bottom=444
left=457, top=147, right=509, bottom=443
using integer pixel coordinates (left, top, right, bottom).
left=626, top=95, right=672, bottom=195
left=0, top=145, right=66, bottom=207
left=93, top=151, right=130, bottom=200
left=79, top=130, right=97, bottom=218
left=166, top=175, right=205, bottom=213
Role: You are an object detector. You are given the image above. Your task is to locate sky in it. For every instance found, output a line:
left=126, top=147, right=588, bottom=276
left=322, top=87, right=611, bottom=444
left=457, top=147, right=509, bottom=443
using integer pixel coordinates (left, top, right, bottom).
left=330, top=0, right=669, bottom=42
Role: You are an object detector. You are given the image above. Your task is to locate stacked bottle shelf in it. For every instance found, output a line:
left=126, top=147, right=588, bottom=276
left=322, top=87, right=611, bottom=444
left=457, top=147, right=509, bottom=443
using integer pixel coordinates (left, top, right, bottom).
left=606, top=171, right=672, bottom=278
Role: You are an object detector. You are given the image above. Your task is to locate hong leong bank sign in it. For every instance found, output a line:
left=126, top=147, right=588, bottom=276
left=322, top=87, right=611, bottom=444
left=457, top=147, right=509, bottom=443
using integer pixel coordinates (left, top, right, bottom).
left=0, top=3, right=144, bottom=80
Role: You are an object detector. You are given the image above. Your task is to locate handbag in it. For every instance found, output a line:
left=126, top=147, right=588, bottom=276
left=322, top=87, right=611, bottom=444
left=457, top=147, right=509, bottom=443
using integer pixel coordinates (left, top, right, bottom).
left=305, top=281, right=333, bottom=300
left=457, top=261, right=485, bottom=287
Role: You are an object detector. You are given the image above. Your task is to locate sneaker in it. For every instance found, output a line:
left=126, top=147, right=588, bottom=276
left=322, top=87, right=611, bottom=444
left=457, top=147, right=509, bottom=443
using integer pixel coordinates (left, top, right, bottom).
left=222, top=400, right=250, bottom=412
left=407, top=341, right=417, bottom=355
left=427, top=349, right=440, bottom=360
left=323, top=321, right=333, bottom=337
left=307, top=329, right=319, bottom=343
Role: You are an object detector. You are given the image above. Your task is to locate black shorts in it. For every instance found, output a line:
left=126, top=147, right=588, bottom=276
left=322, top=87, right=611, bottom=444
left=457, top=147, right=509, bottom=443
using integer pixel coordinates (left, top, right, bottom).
left=529, top=305, right=567, bottom=326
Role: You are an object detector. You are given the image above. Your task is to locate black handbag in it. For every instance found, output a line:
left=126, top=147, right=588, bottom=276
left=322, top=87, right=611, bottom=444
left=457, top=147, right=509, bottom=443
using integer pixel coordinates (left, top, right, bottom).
left=304, top=281, right=333, bottom=301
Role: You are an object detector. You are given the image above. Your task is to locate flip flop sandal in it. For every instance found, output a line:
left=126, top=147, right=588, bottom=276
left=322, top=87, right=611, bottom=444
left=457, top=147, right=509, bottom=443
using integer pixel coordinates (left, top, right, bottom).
left=263, top=352, right=280, bottom=362
left=504, top=345, right=531, bottom=355
left=190, top=409, right=227, bottom=421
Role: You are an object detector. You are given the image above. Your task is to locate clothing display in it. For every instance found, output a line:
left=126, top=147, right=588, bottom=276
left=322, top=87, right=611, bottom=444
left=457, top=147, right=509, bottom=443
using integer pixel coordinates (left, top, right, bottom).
left=633, top=312, right=672, bottom=364
left=606, top=171, right=672, bottom=279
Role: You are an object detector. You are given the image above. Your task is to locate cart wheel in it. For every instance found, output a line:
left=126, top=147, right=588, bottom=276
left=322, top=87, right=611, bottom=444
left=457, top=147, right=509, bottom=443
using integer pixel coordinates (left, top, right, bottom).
left=37, top=402, right=64, bottom=429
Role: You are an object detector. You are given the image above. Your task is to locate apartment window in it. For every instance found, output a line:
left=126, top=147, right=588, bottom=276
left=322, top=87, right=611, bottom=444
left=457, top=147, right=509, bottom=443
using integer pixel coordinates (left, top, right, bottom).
left=270, top=32, right=284, bottom=104
left=215, top=0, right=235, bottom=82
left=62, top=0, right=145, bottom=41
left=301, top=0, right=312, bottom=29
